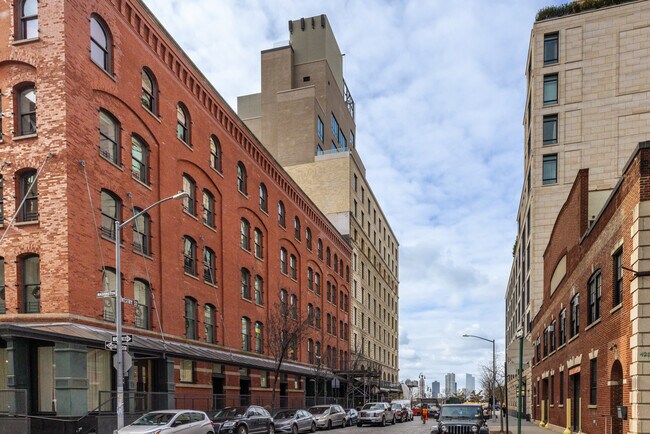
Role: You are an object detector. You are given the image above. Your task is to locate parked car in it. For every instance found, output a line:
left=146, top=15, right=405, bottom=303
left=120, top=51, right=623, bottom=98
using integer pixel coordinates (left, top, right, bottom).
left=344, top=408, right=359, bottom=426
left=357, top=402, right=396, bottom=427
left=307, top=404, right=346, bottom=430
left=272, top=409, right=316, bottom=433
left=390, top=402, right=409, bottom=422
left=118, top=410, right=214, bottom=434
left=212, top=405, right=275, bottom=434
left=412, top=403, right=422, bottom=417
left=430, top=404, right=489, bottom=434
left=428, top=404, right=440, bottom=420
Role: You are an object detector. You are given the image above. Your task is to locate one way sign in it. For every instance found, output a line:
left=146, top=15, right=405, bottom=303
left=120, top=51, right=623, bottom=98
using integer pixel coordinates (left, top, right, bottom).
left=104, top=341, right=118, bottom=351
left=112, top=334, right=133, bottom=344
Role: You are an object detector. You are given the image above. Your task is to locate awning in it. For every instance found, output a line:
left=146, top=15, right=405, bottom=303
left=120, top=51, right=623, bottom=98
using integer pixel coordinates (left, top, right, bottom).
left=0, top=322, right=332, bottom=378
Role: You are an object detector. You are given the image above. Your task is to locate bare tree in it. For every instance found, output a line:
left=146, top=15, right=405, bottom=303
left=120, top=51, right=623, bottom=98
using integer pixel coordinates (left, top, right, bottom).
left=478, top=354, right=506, bottom=405
left=266, top=292, right=310, bottom=408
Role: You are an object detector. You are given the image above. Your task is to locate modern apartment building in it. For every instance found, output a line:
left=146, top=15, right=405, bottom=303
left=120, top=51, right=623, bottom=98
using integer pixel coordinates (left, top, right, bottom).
left=445, top=372, right=456, bottom=397
left=465, top=374, right=475, bottom=394
left=0, top=0, right=351, bottom=429
left=238, top=15, right=400, bottom=401
left=432, top=381, right=440, bottom=398
left=505, top=0, right=650, bottom=419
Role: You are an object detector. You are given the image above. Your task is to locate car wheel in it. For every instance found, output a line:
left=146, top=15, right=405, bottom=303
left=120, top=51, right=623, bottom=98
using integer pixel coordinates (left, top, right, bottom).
left=292, top=424, right=299, bottom=434
left=269, top=424, right=275, bottom=434
left=237, top=425, right=248, bottom=434
left=311, top=422, right=317, bottom=432
left=392, top=416, right=396, bottom=424
left=381, top=416, right=386, bottom=427
left=327, top=420, right=332, bottom=430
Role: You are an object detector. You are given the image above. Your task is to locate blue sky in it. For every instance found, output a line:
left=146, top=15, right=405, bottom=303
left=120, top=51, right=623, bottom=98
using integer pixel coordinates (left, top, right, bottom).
left=143, top=0, right=564, bottom=391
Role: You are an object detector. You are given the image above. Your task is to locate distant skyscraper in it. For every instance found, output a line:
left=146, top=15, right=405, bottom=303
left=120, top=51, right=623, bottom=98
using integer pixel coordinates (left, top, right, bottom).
left=445, top=373, right=456, bottom=396
left=465, top=374, right=475, bottom=394
left=432, top=381, right=440, bottom=398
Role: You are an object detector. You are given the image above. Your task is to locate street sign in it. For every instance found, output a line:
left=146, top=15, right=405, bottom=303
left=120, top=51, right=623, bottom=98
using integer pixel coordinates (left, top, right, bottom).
left=112, top=334, right=133, bottom=344
left=113, top=350, right=133, bottom=373
left=121, top=297, right=138, bottom=305
left=105, top=341, right=118, bottom=351
left=96, top=291, right=116, bottom=298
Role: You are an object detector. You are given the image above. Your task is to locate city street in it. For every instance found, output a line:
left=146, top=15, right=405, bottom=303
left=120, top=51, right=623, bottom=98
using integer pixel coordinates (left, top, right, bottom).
left=335, top=419, right=433, bottom=433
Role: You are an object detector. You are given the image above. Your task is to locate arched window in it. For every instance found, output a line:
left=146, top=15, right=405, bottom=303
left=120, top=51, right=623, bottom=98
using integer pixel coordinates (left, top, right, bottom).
left=237, top=162, right=247, bottom=194
left=241, top=268, right=251, bottom=300
left=17, top=85, right=36, bottom=136
left=332, top=285, right=337, bottom=305
left=305, top=228, right=312, bottom=250
left=100, top=190, right=120, bottom=240
left=183, top=236, right=197, bottom=276
left=202, top=190, right=215, bottom=228
left=280, top=248, right=288, bottom=274
left=280, top=289, right=288, bottom=316
left=99, top=110, right=119, bottom=163
left=278, top=201, right=286, bottom=227
left=181, top=174, right=196, bottom=215
left=307, top=267, right=313, bottom=290
left=19, top=0, right=38, bottom=40
left=294, top=217, right=301, bottom=240
left=131, top=135, right=149, bottom=183
left=334, top=254, right=338, bottom=273
left=314, top=272, right=321, bottom=295
left=259, top=183, right=268, bottom=212
left=184, top=297, right=197, bottom=339
left=21, top=254, right=40, bottom=313
left=254, top=228, right=263, bottom=259
left=18, top=169, right=38, bottom=222
left=289, top=254, right=297, bottom=279
left=317, top=239, right=323, bottom=260
left=240, top=218, right=250, bottom=250
left=326, top=247, right=331, bottom=267
left=134, top=279, right=150, bottom=329
left=254, top=321, right=263, bottom=354
left=327, top=314, right=332, bottom=334
left=315, top=341, right=321, bottom=362
left=90, top=15, right=111, bottom=72
left=210, top=135, right=222, bottom=172
left=339, top=260, right=343, bottom=276
left=332, top=317, right=337, bottom=336
left=241, top=317, right=251, bottom=351
left=290, top=294, right=297, bottom=320
left=101, top=267, right=115, bottom=320
left=204, top=304, right=216, bottom=344
left=315, top=307, right=321, bottom=329
left=176, top=103, right=190, bottom=143
left=132, top=208, right=151, bottom=256
left=254, top=275, right=263, bottom=305
left=203, top=247, right=216, bottom=284
left=141, top=68, right=157, bottom=114
left=307, top=304, right=314, bottom=326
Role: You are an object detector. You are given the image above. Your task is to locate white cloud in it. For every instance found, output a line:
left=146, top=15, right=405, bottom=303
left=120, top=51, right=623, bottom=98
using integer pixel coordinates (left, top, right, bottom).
left=143, top=0, right=563, bottom=388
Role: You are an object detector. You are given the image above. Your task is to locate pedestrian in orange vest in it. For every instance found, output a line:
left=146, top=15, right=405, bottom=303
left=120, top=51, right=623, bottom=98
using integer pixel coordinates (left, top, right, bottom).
left=422, top=406, right=428, bottom=424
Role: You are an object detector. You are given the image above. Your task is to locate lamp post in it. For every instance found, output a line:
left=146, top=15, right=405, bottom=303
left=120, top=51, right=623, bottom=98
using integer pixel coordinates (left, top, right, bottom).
left=115, top=191, right=188, bottom=429
left=463, top=334, right=497, bottom=421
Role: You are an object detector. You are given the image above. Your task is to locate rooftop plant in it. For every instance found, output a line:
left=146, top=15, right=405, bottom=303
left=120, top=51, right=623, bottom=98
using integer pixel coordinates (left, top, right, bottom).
left=536, top=0, right=638, bottom=21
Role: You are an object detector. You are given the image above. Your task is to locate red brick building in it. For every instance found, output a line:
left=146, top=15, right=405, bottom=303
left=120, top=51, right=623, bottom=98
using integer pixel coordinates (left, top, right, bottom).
left=530, top=144, right=650, bottom=433
left=0, top=0, right=351, bottom=424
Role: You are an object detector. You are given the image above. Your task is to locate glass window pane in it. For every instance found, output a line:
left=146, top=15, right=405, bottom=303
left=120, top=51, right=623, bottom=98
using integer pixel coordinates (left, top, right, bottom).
left=543, top=115, right=557, bottom=145
left=543, top=155, right=557, bottom=185
left=37, top=347, right=55, bottom=412
left=90, top=19, right=107, bottom=46
left=543, top=75, right=558, bottom=105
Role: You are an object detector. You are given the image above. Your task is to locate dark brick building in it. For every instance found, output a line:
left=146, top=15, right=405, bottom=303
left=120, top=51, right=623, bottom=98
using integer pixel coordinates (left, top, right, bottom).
left=0, top=0, right=351, bottom=425
left=531, top=144, right=650, bottom=434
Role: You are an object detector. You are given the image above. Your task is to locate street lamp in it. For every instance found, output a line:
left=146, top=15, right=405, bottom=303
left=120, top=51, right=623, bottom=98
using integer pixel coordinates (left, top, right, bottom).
left=115, top=191, right=188, bottom=429
left=462, top=334, right=497, bottom=421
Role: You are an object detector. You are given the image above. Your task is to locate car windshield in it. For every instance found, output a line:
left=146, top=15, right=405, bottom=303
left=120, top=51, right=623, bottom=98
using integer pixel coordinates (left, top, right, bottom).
left=274, top=410, right=295, bottom=419
left=308, top=407, right=329, bottom=415
left=213, top=407, right=247, bottom=419
left=362, top=404, right=384, bottom=410
left=391, top=404, right=401, bottom=410
left=131, top=412, right=174, bottom=425
left=440, top=406, right=482, bottom=418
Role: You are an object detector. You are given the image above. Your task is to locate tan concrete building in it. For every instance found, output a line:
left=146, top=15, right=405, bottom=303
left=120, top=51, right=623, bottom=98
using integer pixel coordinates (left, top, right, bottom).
left=238, top=15, right=401, bottom=401
left=505, top=0, right=650, bottom=421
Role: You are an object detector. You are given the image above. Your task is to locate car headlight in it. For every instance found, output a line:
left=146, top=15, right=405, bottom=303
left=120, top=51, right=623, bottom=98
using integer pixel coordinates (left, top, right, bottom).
left=440, top=424, right=447, bottom=432
left=222, top=421, right=236, bottom=427
left=472, top=425, right=479, bottom=432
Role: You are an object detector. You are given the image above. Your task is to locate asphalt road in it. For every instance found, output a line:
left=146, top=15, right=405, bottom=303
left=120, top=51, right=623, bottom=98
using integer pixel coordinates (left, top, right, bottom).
left=332, top=418, right=433, bottom=433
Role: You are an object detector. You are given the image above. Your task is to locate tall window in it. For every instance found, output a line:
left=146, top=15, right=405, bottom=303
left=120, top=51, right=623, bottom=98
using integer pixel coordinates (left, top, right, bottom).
left=559, top=308, right=566, bottom=346
left=278, top=201, right=286, bottom=227
left=259, top=184, right=268, bottom=212
left=254, top=275, right=263, bottom=305
left=254, top=321, right=263, bottom=354
left=18, top=0, right=38, bottom=40
left=550, top=320, right=556, bottom=352
left=307, top=304, right=314, bottom=325
left=99, top=110, right=119, bottom=163
left=182, top=174, right=196, bottom=215
left=308, top=339, right=314, bottom=364
left=242, top=317, right=251, bottom=351
left=90, top=15, right=111, bottom=72
left=589, top=358, right=597, bottom=405
left=183, top=236, right=197, bottom=276
left=210, top=135, right=222, bottom=172
left=317, top=116, right=324, bottom=142
left=588, top=271, right=601, bottom=324
left=543, top=114, right=558, bottom=145
left=543, top=154, right=557, bottom=185
left=307, top=267, right=314, bottom=290
left=131, top=136, right=149, bottom=183
left=289, top=254, right=297, bottom=279
left=241, top=268, right=251, bottom=300
left=202, top=190, right=215, bottom=228
left=570, top=294, right=579, bottom=338
left=141, top=68, right=157, bottom=114
left=100, top=190, right=120, bottom=239
left=315, top=272, right=321, bottom=295
left=294, top=217, right=301, bottom=240
left=306, top=228, right=312, bottom=250
left=280, top=289, right=288, bottom=316
left=559, top=371, right=564, bottom=404
left=543, top=74, right=558, bottom=105
left=237, top=162, right=247, bottom=194
left=203, top=247, right=216, bottom=284
left=134, top=279, right=150, bottom=329
left=544, top=33, right=559, bottom=65
left=18, top=170, right=38, bottom=222
left=185, top=297, right=197, bottom=339
left=205, top=304, right=216, bottom=344
left=101, top=268, right=116, bottom=321
left=290, top=294, right=297, bottom=320
left=240, top=219, right=250, bottom=250
left=315, top=307, right=321, bottom=329
left=326, top=247, right=331, bottom=266
left=22, top=254, right=40, bottom=313
left=176, top=103, right=190, bottom=143
left=0, top=257, right=5, bottom=314
left=317, top=239, right=323, bottom=260
left=613, top=249, right=623, bottom=306
left=280, top=248, right=288, bottom=274
left=132, top=209, right=151, bottom=255
left=17, top=85, right=36, bottom=136
left=331, top=113, right=339, bottom=142
left=254, top=228, right=263, bottom=259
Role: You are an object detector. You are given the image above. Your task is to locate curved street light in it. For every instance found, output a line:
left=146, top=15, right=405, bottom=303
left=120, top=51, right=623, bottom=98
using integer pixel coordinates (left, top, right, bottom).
left=462, top=334, right=497, bottom=421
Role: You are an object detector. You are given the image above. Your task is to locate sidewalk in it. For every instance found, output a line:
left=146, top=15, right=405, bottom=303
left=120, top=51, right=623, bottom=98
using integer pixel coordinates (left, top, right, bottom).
left=486, top=413, right=563, bottom=434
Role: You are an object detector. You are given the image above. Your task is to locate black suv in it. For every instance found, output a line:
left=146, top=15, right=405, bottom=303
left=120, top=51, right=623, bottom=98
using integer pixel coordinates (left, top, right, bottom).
left=212, top=405, right=275, bottom=434
left=430, top=404, right=489, bottom=434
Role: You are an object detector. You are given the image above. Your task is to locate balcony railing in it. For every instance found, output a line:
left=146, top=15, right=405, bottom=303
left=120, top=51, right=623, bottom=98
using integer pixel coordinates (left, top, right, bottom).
left=317, top=146, right=350, bottom=156
left=344, top=79, right=355, bottom=120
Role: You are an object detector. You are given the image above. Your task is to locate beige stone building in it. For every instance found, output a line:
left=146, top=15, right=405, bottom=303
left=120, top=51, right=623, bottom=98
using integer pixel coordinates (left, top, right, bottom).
left=238, top=15, right=401, bottom=400
left=505, top=0, right=650, bottom=421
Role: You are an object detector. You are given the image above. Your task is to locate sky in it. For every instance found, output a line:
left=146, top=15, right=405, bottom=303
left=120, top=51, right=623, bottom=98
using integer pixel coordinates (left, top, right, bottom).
left=142, top=0, right=564, bottom=392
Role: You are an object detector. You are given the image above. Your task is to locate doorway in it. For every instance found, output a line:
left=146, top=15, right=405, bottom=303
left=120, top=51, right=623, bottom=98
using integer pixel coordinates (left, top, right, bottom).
left=610, top=361, right=623, bottom=434
left=133, top=358, right=151, bottom=412
left=571, top=373, right=580, bottom=432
